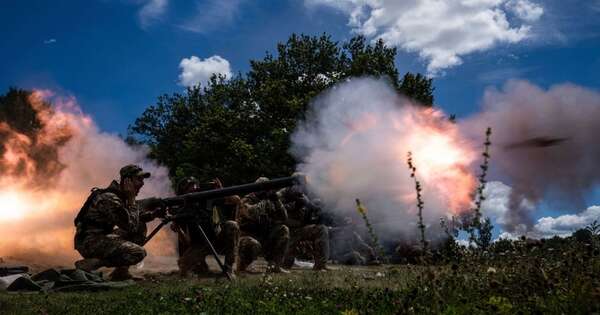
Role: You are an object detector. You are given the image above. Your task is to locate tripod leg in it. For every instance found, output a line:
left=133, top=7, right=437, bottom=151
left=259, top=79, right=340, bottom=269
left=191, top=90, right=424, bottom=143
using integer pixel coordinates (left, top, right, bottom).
left=196, top=223, right=233, bottom=281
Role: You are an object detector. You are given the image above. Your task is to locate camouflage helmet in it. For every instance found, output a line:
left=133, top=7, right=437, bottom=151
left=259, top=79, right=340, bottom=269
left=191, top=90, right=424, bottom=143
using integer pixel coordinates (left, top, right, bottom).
left=176, top=176, right=200, bottom=195
left=120, top=164, right=150, bottom=180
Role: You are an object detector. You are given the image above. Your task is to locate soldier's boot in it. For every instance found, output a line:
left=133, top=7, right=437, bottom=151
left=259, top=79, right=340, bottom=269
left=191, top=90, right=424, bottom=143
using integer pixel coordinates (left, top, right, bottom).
left=310, top=225, right=330, bottom=271
left=75, top=258, right=104, bottom=272
left=265, top=225, right=290, bottom=274
left=238, top=236, right=261, bottom=273
left=191, top=259, right=211, bottom=276
left=266, top=263, right=290, bottom=274
left=108, top=266, right=142, bottom=281
left=282, top=255, right=296, bottom=269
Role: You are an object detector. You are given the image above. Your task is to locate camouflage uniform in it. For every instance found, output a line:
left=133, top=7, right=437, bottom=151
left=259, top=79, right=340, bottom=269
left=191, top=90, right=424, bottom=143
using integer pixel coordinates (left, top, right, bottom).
left=74, top=180, right=153, bottom=269
left=175, top=195, right=241, bottom=276
left=278, top=186, right=329, bottom=270
left=238, top=190, right=290, bottom=271
left=329, top=226, right=377, bottom=265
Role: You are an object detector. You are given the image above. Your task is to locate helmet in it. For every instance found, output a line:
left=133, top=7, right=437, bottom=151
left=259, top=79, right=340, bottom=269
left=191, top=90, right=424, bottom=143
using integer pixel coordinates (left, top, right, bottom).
left=176, top=176, right=200, bottom=195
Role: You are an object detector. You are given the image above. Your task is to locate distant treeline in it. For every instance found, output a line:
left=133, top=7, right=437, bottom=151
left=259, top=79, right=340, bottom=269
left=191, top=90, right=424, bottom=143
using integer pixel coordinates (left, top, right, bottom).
left=127, top=34, right=435, bottom=186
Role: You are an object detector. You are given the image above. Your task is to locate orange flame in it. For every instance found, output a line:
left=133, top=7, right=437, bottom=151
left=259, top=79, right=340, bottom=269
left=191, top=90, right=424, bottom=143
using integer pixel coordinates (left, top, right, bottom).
left=340, top=106, right=477, bottom=216
left=0, top=90, right=174, bottom=266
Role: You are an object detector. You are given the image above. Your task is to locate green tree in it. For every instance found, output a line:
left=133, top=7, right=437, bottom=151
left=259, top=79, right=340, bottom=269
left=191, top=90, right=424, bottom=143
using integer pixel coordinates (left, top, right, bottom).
left=129, top=34, right=435, bottom=186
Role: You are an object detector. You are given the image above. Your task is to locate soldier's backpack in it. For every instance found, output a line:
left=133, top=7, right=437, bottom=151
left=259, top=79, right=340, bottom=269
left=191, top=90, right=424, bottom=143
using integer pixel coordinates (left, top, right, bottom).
left=73, top=186, right=126, bottom=226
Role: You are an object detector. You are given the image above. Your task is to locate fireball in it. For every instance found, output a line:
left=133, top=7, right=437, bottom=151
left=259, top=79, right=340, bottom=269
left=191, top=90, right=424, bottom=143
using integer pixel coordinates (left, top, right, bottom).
left=0, top=189, right=29, bottom=221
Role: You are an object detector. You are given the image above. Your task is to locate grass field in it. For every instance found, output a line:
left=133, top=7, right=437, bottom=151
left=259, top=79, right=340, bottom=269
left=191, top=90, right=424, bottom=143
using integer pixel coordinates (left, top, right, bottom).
left=2, top=242, right=599, bottom=315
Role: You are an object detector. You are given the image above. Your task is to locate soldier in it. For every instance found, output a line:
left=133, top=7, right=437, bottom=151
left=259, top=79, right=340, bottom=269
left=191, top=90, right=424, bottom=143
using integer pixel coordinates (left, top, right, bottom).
left=238, top=177, right=290, bottom=273
left=278, top=174, right=330, bottom=271
left=173, top=177, right=240, bottom=278
left=73, top=165, right=163, bottom=281
left=329, top=217, right=379, bottom=265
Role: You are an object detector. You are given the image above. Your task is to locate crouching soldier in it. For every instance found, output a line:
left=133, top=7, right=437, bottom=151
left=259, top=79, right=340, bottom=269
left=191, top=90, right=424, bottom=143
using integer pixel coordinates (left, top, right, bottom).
left=173, top=177, right=240, bottom=278
left=238, top=177, right=290, bottom=273
left=73, top=165, right=164, bottom=280
left=329, top=217, right=380, bottom=265
left=279, top=174, right=330, bottom=271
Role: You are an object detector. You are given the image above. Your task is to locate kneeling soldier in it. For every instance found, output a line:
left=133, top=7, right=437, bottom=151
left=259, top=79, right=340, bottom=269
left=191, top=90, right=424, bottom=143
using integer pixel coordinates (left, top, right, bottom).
left=74, top=165, right=163, bottom=280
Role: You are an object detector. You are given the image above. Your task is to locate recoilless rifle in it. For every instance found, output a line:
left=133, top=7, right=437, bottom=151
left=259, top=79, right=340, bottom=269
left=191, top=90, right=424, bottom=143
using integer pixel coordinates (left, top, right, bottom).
left=143, top=176, right=300, bottom=280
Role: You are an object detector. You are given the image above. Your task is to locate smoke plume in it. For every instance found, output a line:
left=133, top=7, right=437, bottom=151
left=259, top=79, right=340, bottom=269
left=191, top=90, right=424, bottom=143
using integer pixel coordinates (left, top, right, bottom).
left=0, top=90, right=174, bottom=266
left=292, top=78, right=479, bottom=244
left=462, top=80, right=600, bottom=234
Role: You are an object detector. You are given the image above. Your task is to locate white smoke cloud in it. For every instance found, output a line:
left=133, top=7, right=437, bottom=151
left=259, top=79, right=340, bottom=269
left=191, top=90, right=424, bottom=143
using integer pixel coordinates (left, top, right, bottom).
left=292, top=77, right=478, bottom=243
left=178, top=55, right=232, bottom=88
left=138, top=0, right=168, bottom=29
left=306, top=0, right=544, bottom=75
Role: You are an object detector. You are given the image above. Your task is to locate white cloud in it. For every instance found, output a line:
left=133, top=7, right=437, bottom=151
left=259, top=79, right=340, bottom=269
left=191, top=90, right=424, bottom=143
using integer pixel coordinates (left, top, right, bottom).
left=43, top=39, right=57, bottom=44
left=178, top=55, right=232, bottom=88
left=138, top=0, right=168, bottom=29
left=306, top=0, right=544, bottom=75
left=179, top=0, right=245, bottom=33
left=480, top=181, right=600, bottom=239
left=496, top=204, right=600, bottom=240
left=532, top=206, right=600, bottom=238
left=506, top=0, right=544, bottom=22
left=481, top=181, right=512, bottom=225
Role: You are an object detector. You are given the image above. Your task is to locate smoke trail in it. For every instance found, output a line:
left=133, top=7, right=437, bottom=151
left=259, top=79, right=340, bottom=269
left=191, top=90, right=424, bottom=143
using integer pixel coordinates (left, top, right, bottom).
left=0, top=90, right=174, bottom=266
left=462, top=80, right=600, bottom=234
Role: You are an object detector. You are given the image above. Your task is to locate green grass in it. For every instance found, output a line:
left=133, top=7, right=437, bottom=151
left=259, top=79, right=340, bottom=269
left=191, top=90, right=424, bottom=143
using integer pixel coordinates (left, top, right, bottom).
left=2, top=249, right=599, bottom=315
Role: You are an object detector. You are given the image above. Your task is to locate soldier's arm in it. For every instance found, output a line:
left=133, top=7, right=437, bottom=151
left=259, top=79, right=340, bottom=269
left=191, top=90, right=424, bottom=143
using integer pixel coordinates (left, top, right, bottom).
left=223, top=195, right=241, bottom=222
left=270, top=198, right=288, bottom=223
left=96, top=194, right=135, bottom=231
left=241, top=196, right=261, bottom=221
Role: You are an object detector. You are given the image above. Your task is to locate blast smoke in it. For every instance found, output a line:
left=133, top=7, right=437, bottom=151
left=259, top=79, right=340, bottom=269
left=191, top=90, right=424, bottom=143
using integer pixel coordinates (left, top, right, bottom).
left=0, top=90, right=174, bottom=267
left=292, top=78, right=479, bottom=245
left=293, top=77, right=600, bottom=242
left=462, top=80, right=600, bottom=234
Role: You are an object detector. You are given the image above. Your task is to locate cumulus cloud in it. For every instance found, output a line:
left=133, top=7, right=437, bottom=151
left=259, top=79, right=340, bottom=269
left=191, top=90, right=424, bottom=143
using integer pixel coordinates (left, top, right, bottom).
left=483, top=182, right=600, bottom=240
left=178, top=55, right=232, bottom=88
left=533, top=206, right=600, bottom=238
left=138, top=0, right=168, bottom=29
left=180, top=0, right=245, bottom=33
left=43, top=38, right=57, bottom=45
left=506, top=0, right=544, bottom=22
left=306, top=0, right=544, bottom=75
left=499, top=206, right=600, bottom=239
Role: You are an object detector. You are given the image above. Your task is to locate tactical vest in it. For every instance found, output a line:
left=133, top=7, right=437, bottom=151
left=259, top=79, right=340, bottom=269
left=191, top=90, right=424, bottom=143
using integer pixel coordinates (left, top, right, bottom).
left=74, top=186, right=127, bottom=227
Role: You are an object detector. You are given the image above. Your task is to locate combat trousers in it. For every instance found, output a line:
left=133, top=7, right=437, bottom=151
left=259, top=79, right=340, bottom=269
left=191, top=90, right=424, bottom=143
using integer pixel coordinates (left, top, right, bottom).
left=238, top=224, right=289, bottom=270
left=75, top=223, right=147, bottom=268
left=284, top=224, right=329, bottom=269
left=177, top=220, right=240, bottom=276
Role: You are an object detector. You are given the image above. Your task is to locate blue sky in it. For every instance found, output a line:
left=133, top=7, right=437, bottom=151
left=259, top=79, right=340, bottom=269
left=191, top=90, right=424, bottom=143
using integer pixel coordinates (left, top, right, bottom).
left=1, top=0, right=600, bottom=238
left=1, top=1, right=598, bottom=135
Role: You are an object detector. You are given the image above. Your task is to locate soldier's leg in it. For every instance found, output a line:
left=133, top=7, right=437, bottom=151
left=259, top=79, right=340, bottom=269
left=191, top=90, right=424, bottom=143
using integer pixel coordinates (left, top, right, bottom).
left=76, top=234, right=147, bottom=271
left=238, top=236, right=261, bottom=272
left=352, top=232, right=379, bottom=263
left=216, top=220, right=240, bottom=273
left=340, top=250, right=367, bottom=265
left=178, top=244, right=209, bottom=277
left=264, top=224, right=290, bottom=271
left=288, top=225, right=329, bottom=270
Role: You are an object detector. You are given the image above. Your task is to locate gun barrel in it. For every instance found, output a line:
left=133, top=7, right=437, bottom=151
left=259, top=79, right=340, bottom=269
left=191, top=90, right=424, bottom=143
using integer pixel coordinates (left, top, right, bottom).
left=164, top=176, right=297, bottom=206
